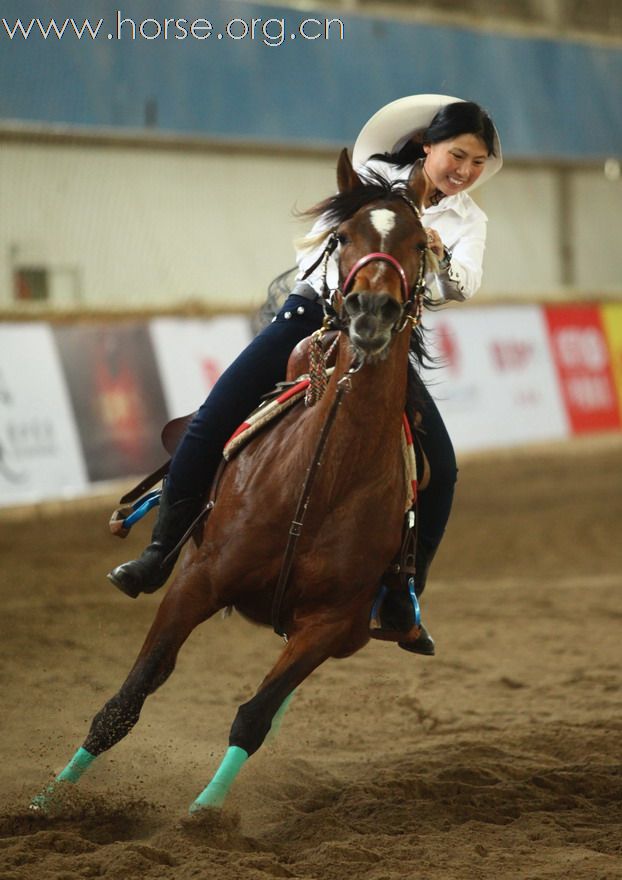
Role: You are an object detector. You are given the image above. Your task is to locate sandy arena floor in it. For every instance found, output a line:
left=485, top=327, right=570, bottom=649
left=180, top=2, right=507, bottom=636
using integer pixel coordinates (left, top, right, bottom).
left=1, top=435, right=621, bottom=880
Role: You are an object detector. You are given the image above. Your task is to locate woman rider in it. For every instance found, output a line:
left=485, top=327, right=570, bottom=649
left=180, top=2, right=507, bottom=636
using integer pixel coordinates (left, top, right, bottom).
left=108, top=94, right=502, bottom=656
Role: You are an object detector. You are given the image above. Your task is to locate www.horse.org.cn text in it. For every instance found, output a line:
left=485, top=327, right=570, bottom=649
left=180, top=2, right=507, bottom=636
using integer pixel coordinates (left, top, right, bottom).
left=1, top=12, right=346, bottom=46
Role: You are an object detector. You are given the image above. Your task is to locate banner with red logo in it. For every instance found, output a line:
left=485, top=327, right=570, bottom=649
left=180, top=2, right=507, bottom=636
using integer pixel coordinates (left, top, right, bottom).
left=424, top=306, right=569, bottom=452
left=149, top=316, right=252, bottom=418
left=543, top=305, right=621, bottom=433
left=0, top=324, right=88, bottom=507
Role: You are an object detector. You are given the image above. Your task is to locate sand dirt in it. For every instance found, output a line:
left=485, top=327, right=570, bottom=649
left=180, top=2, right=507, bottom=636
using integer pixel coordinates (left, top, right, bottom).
left=1, top=435, right=621, bottom=879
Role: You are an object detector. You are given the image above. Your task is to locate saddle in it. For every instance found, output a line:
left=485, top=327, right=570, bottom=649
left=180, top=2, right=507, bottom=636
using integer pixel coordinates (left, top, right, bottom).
left=109, top=331, right=430, bottom=573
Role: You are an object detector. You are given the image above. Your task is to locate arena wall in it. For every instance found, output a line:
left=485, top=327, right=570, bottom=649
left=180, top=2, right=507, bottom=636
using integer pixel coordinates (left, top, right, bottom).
left=1, top=132, right=620, bottom=311
left=2, top=303, right=621, bottom=508
left=2, top=0, right=621, bottom=158
left=0, top=134, right=336, bottom=310
left=2, top=1, right=621, bottom=310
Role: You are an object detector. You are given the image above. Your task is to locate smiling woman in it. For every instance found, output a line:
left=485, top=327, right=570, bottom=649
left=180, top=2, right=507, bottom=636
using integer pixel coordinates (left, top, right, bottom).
left=350, top=95, right=501, bottom=301
left=423, top=134, right=489, bottom=197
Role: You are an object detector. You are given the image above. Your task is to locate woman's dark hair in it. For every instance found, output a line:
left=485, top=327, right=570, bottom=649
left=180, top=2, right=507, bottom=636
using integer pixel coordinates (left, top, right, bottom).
left=371, top=101, right=497, bottom=168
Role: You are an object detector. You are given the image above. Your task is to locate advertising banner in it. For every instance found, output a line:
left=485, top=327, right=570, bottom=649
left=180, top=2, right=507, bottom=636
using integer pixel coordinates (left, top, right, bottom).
left=424, top=306, right=569, bottom=452
left=53, top=322, right=170, bottom=482
left=543, top=305, right=621, bottom=434
left=149, top=316, right=252, bottom=418
left=0, top=323, right=87, bottom=507
left=600, top=303, right=622, bottom=422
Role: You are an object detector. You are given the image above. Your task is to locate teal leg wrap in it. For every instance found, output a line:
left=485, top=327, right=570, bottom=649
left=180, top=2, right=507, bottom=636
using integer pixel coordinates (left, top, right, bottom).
left=189, top=746, right=248, bottom=812
left=57, top=747, right=97, bottom=783
left=30, top=747, right=96, bottom=811
left=268, top=691, right=295, bottom=740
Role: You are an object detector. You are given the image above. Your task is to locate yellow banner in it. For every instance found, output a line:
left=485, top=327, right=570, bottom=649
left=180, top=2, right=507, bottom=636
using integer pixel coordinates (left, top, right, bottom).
left=601, top=304, right=622, bottom=419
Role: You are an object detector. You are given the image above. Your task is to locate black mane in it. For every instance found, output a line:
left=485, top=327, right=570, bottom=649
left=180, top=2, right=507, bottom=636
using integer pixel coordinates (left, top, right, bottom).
left=302, top=170, right=415, bottom=226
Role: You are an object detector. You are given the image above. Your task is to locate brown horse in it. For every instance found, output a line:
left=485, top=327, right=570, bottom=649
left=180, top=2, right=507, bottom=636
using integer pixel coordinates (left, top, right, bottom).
left=32, top=150, right=431, bottom=813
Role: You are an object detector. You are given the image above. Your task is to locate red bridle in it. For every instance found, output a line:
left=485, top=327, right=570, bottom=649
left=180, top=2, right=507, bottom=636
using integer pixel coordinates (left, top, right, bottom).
left=342, top=252, right=411, bottom=303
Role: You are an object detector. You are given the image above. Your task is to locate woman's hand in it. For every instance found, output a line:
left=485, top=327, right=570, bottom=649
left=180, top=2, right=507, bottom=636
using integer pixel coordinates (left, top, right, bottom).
left=425, top=228, right=445, bottom=260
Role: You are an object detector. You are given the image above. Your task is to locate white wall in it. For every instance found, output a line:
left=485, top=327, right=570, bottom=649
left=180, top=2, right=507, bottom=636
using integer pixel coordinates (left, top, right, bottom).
left=0, top=139, right=335, bottom=310
left=572, top=169, right=622, bottom=293
left=1, top=136, right=620, bottom=311
left=475, top=167, right=561, bottom=295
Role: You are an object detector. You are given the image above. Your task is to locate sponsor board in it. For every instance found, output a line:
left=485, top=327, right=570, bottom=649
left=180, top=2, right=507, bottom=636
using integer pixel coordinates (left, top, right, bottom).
left=423, top=306, right=569, bottom=452
left=0, top=323, right=88, bottom=507
left=149, top=316, right=252, bottom=417
left=53, top=322, right=170, bottom=482
left=600, top=303, right=622, bottom=422
left=2, top=305, right=621, bottom=510
left=543, top=305, right=621, bottom=433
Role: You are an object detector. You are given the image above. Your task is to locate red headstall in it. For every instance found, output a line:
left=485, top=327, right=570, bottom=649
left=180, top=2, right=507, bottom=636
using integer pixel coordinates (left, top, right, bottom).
left=342, top=252, right=411, bottom=303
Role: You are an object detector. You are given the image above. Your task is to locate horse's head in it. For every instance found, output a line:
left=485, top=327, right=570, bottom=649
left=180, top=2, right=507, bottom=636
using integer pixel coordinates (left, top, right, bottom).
left=330, top=149, right=429, bottom=362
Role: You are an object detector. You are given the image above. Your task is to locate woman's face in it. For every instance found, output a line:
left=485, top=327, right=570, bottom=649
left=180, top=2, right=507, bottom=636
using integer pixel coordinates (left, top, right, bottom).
left=423, top=134, right=489, bottom=195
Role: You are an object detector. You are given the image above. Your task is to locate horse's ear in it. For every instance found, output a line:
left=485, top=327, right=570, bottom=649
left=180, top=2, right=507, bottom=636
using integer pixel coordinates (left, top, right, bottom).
left=407, top=158, right=428, bottom=212
left=337, top=148, right=362, bottom=193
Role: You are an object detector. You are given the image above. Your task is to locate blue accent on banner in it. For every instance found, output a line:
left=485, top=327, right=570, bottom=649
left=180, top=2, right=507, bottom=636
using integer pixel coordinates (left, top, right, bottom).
left=1, top=0, right=620, bottom=159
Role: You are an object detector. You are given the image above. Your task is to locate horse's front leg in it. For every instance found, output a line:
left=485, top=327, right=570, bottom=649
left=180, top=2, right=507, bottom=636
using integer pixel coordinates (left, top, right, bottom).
left=190, top=611, right=365, bottom=812
left=31, top=568, right=219, bottom=810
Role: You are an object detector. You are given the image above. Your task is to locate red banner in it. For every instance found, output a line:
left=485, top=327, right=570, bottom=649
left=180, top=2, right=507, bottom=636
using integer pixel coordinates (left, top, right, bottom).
left=54, top=322, right=169, bottom=482
left=544, top=306, right=621, bottom=434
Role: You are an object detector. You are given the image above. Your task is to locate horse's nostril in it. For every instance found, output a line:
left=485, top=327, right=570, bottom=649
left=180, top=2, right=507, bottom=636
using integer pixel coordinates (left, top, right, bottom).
left=345, top=292, right=401, bottom=321
left=344, top=292, right=362, bottom=316
left=380, top=296, right=403, bottom=324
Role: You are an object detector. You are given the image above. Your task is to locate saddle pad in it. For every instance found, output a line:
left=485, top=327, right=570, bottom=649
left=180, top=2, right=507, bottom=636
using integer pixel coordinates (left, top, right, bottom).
left=223, top=376, right=312, bottom=460
left=223, top=376, right=417, bottom=511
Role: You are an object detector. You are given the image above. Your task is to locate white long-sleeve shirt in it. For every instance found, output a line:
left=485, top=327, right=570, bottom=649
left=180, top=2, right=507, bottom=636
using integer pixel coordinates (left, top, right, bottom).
left=295, top=159, right=488, bottom=303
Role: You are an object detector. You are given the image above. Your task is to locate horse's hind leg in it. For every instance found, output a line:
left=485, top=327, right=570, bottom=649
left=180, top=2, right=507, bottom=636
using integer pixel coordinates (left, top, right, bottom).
left=32, top=573, right=218, bottom=809
left=191, top=616, right=354, bottom=811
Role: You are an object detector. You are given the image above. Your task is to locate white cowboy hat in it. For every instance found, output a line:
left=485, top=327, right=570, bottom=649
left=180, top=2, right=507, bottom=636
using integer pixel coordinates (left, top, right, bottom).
left=352, top=93, right=503, bottom=191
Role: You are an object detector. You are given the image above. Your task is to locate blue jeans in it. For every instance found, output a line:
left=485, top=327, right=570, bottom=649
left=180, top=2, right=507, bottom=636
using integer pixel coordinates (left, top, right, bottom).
left=168, top=295, right=325, bottom=503
left=167, top=293, right=456, bottom=552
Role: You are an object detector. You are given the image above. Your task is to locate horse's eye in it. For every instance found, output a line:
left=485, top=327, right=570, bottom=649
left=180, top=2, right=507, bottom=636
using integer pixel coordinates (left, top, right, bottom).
left=336, top=233, right=349, bottom=246
left=416, top=242, right=427, bottom=252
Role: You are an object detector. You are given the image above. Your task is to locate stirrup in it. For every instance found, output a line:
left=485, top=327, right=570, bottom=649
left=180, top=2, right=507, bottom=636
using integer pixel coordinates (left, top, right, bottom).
left=369, top=578, right=422, bottom=643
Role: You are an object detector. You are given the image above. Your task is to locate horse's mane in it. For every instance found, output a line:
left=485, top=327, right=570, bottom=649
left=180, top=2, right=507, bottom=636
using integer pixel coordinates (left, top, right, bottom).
left=299, top=170, right=414, bottom=228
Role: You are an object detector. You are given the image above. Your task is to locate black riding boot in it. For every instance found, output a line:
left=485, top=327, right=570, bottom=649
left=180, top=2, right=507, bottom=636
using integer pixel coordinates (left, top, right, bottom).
left=397, top=540, right=437, bottom=656
left=371, top=535, right=437, bottom=656
left=107, top=487, right=203, bottom=599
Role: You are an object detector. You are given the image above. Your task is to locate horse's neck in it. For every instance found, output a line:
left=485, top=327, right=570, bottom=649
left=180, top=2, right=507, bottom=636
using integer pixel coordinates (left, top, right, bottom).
left=328, top=328, right=411, bottom=438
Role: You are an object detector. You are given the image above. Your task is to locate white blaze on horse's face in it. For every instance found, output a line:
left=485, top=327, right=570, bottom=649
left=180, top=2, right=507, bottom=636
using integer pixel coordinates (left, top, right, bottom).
left=368, top=208, right=397, bottom=287
left=369, top=208, right=396, bottom=249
